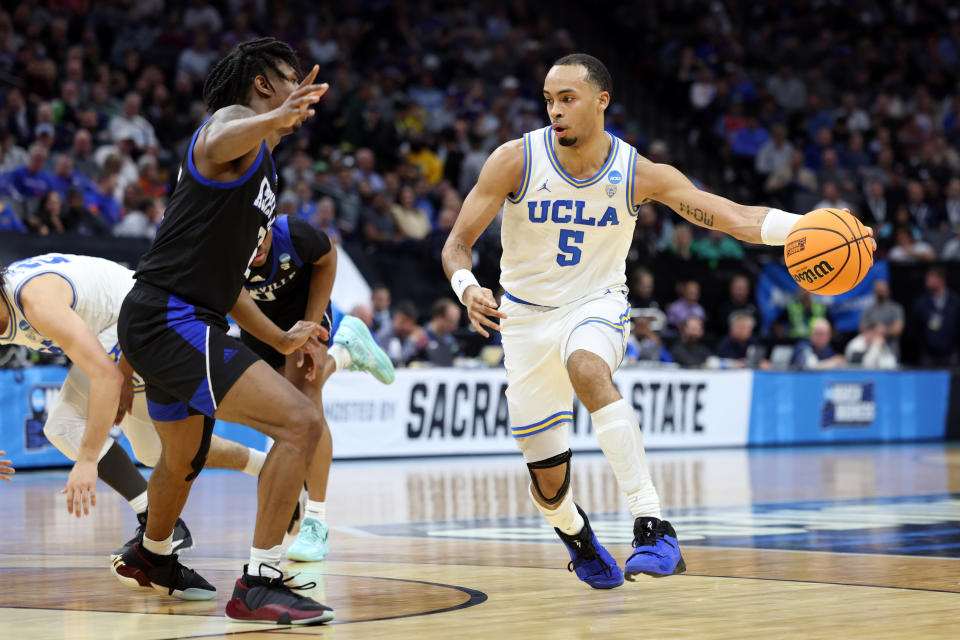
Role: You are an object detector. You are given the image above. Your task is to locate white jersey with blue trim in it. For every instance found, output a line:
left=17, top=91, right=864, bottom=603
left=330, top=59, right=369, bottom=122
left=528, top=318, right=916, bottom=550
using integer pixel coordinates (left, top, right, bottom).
left=0, top=253, right=135, bottom=355
left=500, top=125, right=640, bottom=308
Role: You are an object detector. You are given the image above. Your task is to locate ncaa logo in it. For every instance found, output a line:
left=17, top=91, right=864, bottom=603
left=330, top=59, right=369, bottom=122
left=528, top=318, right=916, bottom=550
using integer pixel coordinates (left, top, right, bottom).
left=279, top=253, right=292, bottom=270
left=607, top=170, right=623, bottom=185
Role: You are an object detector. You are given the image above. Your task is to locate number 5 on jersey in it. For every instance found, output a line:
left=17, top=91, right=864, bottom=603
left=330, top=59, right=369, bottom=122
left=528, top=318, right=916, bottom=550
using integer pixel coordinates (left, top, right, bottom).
left=557, top=229, right=583, bottom=266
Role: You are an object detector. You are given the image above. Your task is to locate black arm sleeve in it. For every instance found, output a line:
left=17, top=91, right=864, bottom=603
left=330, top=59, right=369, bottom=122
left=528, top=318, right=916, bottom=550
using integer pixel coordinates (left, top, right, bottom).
left=288, top=216, right=332, bottom=264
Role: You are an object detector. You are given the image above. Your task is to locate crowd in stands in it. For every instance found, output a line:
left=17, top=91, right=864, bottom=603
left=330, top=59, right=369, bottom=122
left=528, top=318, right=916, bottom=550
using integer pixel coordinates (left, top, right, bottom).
left=1, top=1, right=960, bottom=369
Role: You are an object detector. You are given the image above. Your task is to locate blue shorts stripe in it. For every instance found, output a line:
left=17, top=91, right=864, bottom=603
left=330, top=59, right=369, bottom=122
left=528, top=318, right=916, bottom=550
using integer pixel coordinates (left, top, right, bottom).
left=147, top=398, right=189, bottom=422
left=167, top=295, right=207, bottom=353
left=189, top=377, right=216, bottom=418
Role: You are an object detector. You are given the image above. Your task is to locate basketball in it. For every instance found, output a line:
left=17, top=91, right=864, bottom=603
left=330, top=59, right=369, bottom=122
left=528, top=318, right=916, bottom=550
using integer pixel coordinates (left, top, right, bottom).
left=784, top=208, right=874, bottom=296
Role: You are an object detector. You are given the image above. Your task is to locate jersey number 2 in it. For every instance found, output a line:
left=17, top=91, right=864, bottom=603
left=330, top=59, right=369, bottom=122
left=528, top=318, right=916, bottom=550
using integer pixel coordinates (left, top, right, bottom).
left=557, top=230, right=583, bottom=266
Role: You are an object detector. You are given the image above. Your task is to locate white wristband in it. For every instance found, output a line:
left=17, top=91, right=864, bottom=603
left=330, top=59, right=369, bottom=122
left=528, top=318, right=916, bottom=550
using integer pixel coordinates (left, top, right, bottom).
left=761, top=208, right=803, bottom=246
left=451, top=269, right=480, bottom=304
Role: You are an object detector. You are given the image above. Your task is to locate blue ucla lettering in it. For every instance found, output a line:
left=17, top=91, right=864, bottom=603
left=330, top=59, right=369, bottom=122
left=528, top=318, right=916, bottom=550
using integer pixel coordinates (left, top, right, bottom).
left=527, top=201, right=548, bottom=223
left=527, top=200, right=618, bottom=227
left=598, top=206, right=619, bottom=226
left=551, top=200, right=573, bottom=223
left=573, top=201, right=595, bottom=226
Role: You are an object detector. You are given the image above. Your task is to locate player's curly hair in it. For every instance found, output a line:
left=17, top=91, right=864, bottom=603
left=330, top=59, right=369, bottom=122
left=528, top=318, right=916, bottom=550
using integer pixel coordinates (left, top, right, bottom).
left=553, top=53, right=613, bottom=98
left=202, top=37, right=303, bottom=112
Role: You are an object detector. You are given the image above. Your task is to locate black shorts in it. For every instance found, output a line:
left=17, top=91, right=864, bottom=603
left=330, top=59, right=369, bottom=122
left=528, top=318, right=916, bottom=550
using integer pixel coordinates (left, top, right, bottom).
left=118, top=281, right=261, bottom=421
left=239, top=305, right=333, bottom=371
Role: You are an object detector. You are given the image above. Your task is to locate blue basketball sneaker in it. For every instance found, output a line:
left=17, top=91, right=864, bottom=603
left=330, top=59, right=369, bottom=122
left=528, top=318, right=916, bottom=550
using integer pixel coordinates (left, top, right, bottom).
left=555, top=505, right=624, bottom=589
left=624, top=516, right=686, bottom=579
left=334, top=316, right=395, bottom=384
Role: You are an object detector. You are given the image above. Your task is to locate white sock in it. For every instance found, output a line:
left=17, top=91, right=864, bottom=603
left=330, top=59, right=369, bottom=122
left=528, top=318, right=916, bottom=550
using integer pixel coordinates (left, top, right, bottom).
left=143, top=532, right=173, bottom=556
left=242, top=448, right=266, bottom=477
left=128, top=491, right=148, bottom=515
left=328, top=344, right=351, bottom=371
left=529, top=485, right=584, bottom=535
left=592, top=399, right=662, bottom=519
left=305, top=500, right=326, bottom=522
left=247, top=544, right=283, bottom=577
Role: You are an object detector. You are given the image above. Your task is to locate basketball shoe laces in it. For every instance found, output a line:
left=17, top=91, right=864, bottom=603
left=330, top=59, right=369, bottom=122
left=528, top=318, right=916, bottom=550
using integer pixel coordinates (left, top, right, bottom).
left=632, top=518, right=675, bottom=552
left=153, top=552, right=205, bottom=596
left=566, top=530, right=614, bottom=577
left=256, top=564, right=318, bottom=596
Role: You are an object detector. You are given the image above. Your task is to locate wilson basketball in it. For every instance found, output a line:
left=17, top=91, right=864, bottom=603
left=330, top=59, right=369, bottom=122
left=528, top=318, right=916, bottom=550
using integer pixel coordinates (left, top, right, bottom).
left=784, top=208, right=874, bottom=296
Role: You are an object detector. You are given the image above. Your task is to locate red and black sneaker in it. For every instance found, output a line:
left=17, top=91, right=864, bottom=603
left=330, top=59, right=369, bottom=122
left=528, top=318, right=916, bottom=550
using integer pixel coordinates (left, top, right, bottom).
left=110, top=541, right=215, bottom=601
left=225, top=564, right=335, bottom=625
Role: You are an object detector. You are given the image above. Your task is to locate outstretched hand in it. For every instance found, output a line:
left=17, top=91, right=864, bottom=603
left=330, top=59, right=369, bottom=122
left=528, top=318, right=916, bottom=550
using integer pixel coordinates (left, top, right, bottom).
left=0, top=451, right=14, bottom=482
left=275, top=65, right=328, bottom=130
left=462, top=286, right=507, bottom=338
left=62, top=460, right=97, bottom=517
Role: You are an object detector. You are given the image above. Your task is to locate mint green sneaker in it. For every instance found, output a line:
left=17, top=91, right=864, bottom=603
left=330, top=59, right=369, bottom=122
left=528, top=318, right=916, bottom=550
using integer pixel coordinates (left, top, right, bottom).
left=286, top=517, right=329, bottom=562
left=334, top=315, right=395, bottom=384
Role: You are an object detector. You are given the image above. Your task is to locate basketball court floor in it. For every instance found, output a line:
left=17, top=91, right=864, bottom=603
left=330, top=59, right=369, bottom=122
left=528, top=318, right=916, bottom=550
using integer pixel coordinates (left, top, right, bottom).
left=1, top=443, right=958, bottom=638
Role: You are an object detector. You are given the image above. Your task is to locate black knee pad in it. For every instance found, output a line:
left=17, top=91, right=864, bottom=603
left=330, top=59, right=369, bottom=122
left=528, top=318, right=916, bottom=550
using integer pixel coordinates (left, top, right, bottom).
left=184, top=415, right=214, bottom=482
left=526, top=449, right=572, bottom=506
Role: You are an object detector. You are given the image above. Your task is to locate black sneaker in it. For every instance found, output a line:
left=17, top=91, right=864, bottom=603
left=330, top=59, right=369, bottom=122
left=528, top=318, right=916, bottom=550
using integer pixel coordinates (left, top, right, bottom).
left=225, top=564, right=335, bottom=624
left=111, top=511, right=194, bottom=558
left=624, top=516, right=686, bottom=579
left=110, top=542, right=216, bottom=601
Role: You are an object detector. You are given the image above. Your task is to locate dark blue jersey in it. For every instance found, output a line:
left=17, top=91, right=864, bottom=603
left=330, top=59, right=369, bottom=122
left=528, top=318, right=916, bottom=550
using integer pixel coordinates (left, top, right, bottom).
left=244, top=214, right=331, bottom=327
left=134, top=118, right=279, bottom=316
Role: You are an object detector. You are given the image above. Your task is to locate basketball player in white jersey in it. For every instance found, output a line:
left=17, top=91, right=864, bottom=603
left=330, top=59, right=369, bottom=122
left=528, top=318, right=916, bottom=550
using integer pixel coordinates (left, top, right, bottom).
left=443, top=54, right=869, bottom=588
left=0, top=254, right=270, bottom=555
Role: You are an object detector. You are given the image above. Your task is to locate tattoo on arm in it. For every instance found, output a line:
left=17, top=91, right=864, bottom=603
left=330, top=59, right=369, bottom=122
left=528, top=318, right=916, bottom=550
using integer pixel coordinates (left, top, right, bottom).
left=679, top=202, right=714, bottom=227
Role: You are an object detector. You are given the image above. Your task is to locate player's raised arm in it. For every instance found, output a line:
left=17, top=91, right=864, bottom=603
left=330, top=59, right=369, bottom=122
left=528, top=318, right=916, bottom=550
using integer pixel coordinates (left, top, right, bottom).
left=19, top=275, right=124, bottom=517
left=441, top=140, right=524, bottom=337
left=196, top=63, right=328, bottom=167
left=634, top=160, right=804, bottom=246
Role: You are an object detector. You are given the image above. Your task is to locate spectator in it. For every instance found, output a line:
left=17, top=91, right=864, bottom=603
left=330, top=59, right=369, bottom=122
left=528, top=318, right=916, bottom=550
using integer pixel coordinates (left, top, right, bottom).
left=765, top=149, right=817, bottom=208
left=666, top=280, right=706, bottom=336
left=113, top=197, right=161, bottom=239
left=791, top=318, right=845, bottom=369
left=34, top=122, right=55, bottom=152
left=370, top=284, right=392, bottom=335
left=108, top=92, right=157, bottom=152
left=628, top=266, right=658, bottom=310
left=176, top=29, right=218, bottom=82
left=730, top=114, right=769, bottom=159
left=25, top=190, right=65, bottom=235
left=49, top=154, right=93, bottom=200
left=69, top=129, right=98, bottom=181
left=391, top=185, right=431, bottom=240
left=859, top=178, right=891, bottom=227
left=888, top=226, right=935, bottom=262
left=906, top=179, right=939, bottom=230
left=362, top=193, right=401, bottom=244
left=716, top=274, right=760, bottom=335
left=910, top=267, right=960, bottom=367
left=691, top=229, right=744, bottom=261
left=182, top=0, right=222, bottom=33
left=136, top=155, right=167, bottom=200
left=715, top=311, right=768, bottom=369
left=376, top=299, right=427, bottom=366
left=3, top=143, right=55, bottom=205
left=354, top=148, right=386, bottom=194
left=419, top=298, right=463, bottom=366
left=755, top=123, right=793, bottom=178
left=844, top=322, right=898, bottom=369
left=943, top=177, right=960, bottom=229
left=775, top=290, right=827, bottom=339
left=671, top=317, right=711, bottom=368
left=813, top=180, right=854, bottom=213
left=626, top=309, right=673, bottom=363
left=83, top=170, right=123, bottom=226
left=311, top=197, right=341, bottom=245
left=767, top=65, right=806, bottom=112
left=860, top=280, right=904, bottom=354
left=349, top=302, right=375, bottom=330
left=0, top=129, right=28, bottom=173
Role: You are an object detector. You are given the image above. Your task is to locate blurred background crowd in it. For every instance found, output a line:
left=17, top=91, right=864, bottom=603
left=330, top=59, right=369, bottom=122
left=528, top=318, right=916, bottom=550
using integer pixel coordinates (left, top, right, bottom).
left=1, top=0, right=959, bottom=370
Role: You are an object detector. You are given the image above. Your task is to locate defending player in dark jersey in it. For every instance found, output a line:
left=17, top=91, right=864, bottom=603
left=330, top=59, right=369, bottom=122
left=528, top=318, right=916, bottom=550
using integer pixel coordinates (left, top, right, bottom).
left=112, top=38, right=334, bottom=624
left=243, top=215, right=394, bottom=562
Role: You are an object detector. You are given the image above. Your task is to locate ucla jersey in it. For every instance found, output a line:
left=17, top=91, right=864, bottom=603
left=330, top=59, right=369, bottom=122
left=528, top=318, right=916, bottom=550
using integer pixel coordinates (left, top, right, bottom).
left=500, top=126, right=640, bottom=307
left=0, top=253, right=134, bottom=355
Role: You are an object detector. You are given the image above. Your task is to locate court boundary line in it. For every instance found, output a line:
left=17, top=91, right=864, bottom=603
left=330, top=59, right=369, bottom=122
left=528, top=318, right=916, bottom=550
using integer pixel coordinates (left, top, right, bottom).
left=0, top=572, right=487, bottom=630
